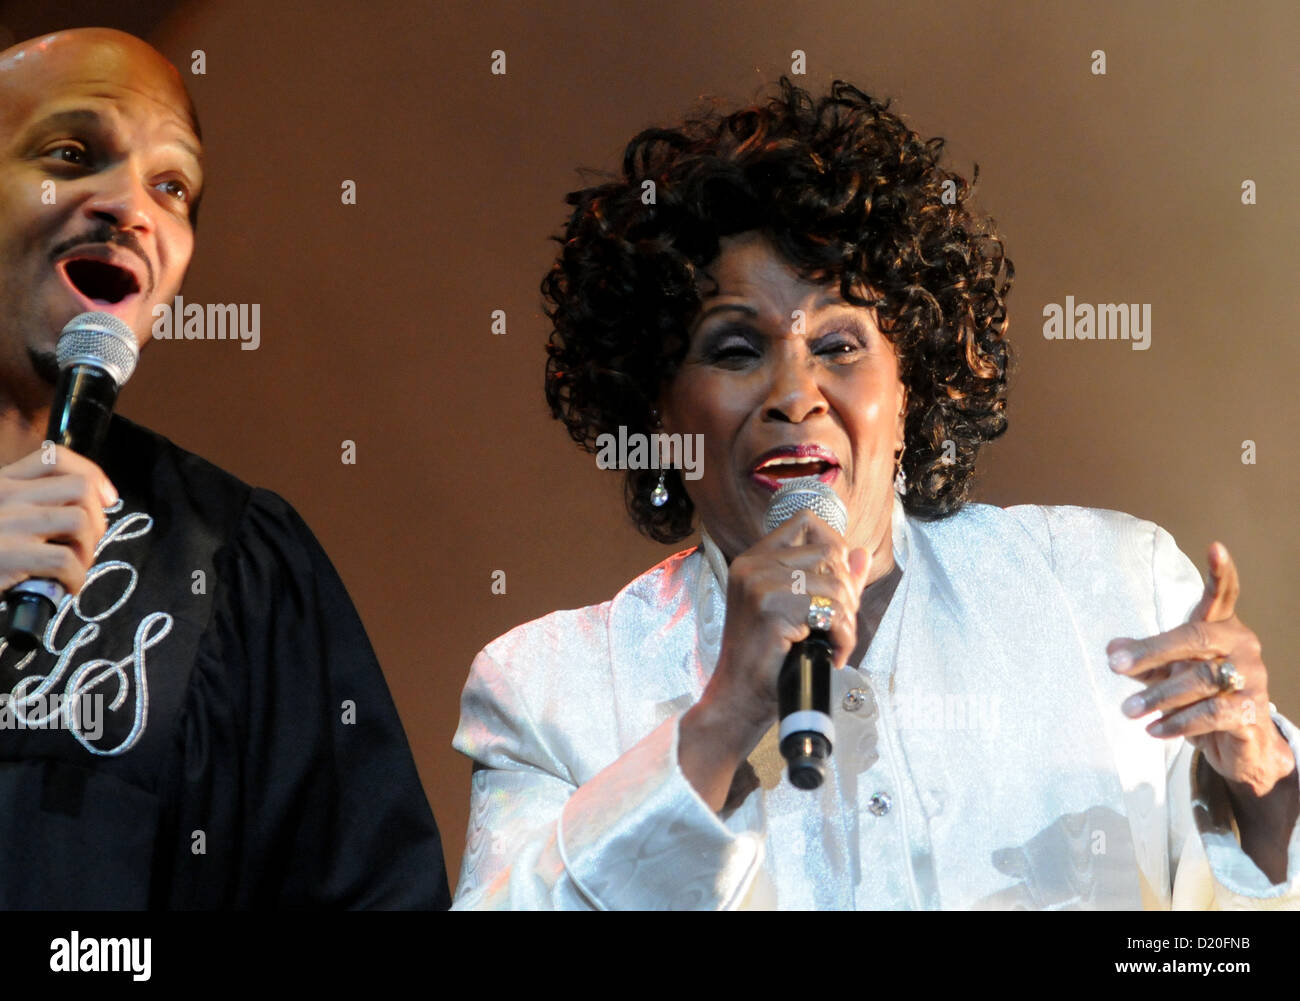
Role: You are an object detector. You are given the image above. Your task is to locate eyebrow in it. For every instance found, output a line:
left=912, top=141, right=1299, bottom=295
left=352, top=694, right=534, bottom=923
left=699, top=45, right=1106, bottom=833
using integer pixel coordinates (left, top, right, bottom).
left=18, top=108, right=203, bottom=166
left=16, top=109, right=100, bottom=147
left=695, top=292, right=847, bottom=324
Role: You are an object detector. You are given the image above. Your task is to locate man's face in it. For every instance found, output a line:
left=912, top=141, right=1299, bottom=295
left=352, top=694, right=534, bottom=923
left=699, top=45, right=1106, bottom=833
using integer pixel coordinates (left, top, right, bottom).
left=0, top=29, right=202, bottom=393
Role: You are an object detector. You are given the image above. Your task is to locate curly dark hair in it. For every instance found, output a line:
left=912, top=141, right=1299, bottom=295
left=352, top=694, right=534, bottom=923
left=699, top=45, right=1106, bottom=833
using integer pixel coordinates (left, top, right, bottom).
left=542, top=76, right=1013, bottom=544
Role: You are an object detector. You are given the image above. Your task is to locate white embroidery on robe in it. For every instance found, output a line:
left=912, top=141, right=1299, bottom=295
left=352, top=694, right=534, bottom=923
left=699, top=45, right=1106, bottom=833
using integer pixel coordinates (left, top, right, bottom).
left=2, top=498, right=174, bottom=755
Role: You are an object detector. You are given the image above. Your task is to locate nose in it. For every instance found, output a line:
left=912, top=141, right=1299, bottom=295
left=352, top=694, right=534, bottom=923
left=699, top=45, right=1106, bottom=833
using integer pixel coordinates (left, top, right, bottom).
left=80, top=162, right=155, bottom=235
left=762, top=348, right=829, bottom=424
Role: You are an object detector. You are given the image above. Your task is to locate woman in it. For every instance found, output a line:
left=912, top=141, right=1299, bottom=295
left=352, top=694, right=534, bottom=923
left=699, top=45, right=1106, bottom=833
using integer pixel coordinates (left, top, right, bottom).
left=452, top=78, right=1298, bottom=909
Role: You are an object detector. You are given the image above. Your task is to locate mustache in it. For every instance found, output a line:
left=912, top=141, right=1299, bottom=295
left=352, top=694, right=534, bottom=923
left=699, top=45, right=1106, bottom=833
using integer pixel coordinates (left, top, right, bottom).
left=50, top=225, right=156, bottom=297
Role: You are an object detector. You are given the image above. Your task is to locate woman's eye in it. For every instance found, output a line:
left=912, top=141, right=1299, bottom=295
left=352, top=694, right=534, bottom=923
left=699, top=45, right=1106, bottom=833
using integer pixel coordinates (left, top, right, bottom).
left=818, top=339, right=860, bottom=358
left=708, top=342, right=759, bottom=362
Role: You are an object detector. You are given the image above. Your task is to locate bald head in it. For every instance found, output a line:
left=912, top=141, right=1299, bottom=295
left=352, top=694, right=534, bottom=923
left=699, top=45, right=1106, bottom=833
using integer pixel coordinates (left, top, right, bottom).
left=0, top=29, right=200, bottom=146
left=0, top=27, right=205, bottom=397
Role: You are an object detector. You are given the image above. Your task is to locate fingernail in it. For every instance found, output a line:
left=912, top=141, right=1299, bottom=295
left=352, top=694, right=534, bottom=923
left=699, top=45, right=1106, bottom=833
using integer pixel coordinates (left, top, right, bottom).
left=1108, top=649, right=1132, bottom=672
left=101, top=482, right=118, bottom=506
left=1121, top=694, right=1145, bottom=717
left=1147, top=719, right=1167, bottom=736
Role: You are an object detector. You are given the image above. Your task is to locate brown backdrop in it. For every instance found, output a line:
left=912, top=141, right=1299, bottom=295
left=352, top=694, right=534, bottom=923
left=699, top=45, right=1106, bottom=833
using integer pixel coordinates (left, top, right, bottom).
left=2, top=0, right=1295, bottom=893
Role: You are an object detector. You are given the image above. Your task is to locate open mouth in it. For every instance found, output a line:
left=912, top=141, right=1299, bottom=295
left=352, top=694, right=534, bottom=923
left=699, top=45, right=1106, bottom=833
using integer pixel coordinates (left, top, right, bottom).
left=754, top=456, right=835, bottom=479
left=60, top=258, right=141, bottom=305
left=751, top=450, right=841, bottom=491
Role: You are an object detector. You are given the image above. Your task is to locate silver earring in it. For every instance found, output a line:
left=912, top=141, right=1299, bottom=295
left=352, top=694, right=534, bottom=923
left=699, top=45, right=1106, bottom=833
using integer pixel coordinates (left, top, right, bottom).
left=893, top=442, right=907, bottom=496
left=651, top=471, right=669, bottom=507
left=648, top=408, right=669, bottom=506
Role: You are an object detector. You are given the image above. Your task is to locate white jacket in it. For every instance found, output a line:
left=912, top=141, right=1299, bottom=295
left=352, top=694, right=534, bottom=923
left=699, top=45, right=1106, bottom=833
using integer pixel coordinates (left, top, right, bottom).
left=452, top=495, right=1300, bottom=909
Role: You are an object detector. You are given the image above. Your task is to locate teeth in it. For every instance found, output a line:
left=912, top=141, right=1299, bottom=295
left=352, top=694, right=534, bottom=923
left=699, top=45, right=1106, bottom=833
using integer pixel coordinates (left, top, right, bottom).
left=757, top=456, right=831, bottom=472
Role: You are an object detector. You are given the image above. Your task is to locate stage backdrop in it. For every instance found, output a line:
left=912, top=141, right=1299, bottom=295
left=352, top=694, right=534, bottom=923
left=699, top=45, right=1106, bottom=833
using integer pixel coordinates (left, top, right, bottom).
left=1, top=0, right=1295, bottom=893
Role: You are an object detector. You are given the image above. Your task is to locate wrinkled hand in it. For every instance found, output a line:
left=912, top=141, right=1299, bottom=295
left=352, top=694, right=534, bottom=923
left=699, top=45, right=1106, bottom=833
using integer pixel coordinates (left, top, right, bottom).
left=1106, top=542, right=1295, bottom=797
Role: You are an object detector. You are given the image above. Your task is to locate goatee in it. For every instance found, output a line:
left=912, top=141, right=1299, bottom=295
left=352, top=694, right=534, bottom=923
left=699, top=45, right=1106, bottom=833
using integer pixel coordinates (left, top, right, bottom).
left=28, top=347, right=59, bottom=387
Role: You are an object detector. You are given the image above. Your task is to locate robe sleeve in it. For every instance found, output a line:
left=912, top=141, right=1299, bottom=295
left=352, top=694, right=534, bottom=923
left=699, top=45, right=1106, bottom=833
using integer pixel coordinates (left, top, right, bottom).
left=451, top=646, right=763, bottom=910
left=158, top=488, right=450, bottom=909
left=1150, top=524, right=1300, bottom=908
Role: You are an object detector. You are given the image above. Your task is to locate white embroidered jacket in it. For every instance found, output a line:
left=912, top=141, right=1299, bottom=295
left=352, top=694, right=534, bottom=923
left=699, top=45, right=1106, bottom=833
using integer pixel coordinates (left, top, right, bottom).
left=452, top=496, right=1300, bottom=909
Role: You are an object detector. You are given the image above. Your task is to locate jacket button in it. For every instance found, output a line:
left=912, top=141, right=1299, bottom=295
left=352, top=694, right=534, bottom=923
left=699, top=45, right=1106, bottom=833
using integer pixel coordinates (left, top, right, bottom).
left=867, top=792, right=892, bottom=816
left=842, top=687, right=876, bottom=716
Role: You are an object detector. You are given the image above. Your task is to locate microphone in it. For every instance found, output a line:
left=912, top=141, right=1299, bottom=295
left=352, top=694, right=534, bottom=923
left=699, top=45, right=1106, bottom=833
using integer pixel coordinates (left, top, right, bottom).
left=763, top=476, right=849, bottom=790
left=5, top=312, right=139, bottom=652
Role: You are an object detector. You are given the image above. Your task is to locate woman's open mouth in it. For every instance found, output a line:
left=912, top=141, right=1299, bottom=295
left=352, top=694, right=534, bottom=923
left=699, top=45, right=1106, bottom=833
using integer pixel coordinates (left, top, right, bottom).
left=750, top=447, right=841, bottom=492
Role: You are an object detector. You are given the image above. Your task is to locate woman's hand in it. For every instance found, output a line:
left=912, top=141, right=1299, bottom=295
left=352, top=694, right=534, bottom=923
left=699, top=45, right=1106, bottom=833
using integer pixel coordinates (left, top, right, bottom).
left=1107, top=542, right=1294, bottom=793
left=1106, top=541, right=1298, bottom=881
left=680, top=509, right=872, bottom=811
left=0, top=445, right=117, bottom=597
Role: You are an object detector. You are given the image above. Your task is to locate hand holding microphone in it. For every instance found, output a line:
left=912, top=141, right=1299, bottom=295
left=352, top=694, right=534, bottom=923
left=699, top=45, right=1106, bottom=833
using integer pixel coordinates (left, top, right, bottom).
left=1, top=312, right=136, bottom=652
left=763, top=477, right=861, bottom=788
left=679, top=476, right=872, bottom=806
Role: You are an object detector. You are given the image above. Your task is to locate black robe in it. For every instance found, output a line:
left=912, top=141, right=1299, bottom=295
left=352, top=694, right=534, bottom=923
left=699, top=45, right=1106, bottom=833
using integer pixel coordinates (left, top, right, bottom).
left=0, top=416, right=450, bottom=908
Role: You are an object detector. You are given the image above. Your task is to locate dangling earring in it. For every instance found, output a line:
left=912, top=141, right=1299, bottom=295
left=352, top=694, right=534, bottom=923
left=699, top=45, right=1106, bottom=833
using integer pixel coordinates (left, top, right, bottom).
left=651, top=471, right=669, bottom=507
left=648, top=408, right=669, bottom=506
left=893, top=441, right=908, bottom=496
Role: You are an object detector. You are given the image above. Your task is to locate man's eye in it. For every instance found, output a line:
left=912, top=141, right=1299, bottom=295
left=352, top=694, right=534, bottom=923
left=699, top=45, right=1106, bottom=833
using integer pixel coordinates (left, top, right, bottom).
left=156, top=179, right=189, bottom=202
left=43, top=142, right=89, bottom=165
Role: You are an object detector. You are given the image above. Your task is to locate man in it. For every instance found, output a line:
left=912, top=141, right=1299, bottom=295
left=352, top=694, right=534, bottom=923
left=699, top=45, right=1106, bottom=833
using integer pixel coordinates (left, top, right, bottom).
left=0, top=28, right=450, bottom=908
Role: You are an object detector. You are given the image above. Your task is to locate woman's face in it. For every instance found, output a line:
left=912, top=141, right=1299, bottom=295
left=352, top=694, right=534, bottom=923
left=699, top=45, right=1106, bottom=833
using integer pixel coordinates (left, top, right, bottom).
left=659, top=230, right=905, bottom=572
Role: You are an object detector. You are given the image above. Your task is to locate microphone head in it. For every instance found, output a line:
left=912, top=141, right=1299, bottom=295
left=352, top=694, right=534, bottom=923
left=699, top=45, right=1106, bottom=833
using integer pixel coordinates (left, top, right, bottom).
left=56, top=312, right=139, bottom=388
left=763, top=476, right=848, bottom=536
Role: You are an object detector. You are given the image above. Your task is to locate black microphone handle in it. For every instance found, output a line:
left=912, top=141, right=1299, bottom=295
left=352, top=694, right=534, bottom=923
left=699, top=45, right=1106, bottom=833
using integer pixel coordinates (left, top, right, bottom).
left=6, top=365, right=120, bottom=652
left=47, top=365, right=121, bottom=457
left=777, top=629, right=834, bottom=790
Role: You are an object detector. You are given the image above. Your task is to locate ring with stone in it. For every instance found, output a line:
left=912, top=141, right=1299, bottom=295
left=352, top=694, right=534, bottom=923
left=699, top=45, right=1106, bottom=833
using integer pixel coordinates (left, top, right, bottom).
left=1213, top=658, right=1245, bottom=693
left=807, top=595, right=834, bottom=632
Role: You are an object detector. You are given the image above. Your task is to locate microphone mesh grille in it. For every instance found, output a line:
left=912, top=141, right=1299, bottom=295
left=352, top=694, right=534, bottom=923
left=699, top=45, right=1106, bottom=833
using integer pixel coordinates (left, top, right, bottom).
left=762, top=476, right=848, bottom=536
left=56, top=312, right=139, bottom=388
